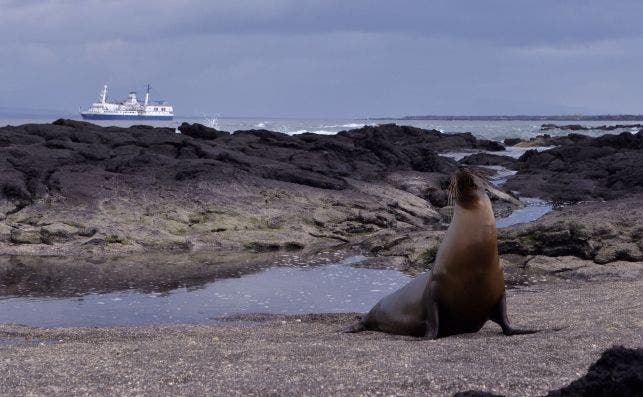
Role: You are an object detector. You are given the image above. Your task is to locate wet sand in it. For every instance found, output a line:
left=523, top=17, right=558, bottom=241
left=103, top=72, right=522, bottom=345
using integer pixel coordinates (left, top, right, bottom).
left=1, top=278, right=641, bottom=396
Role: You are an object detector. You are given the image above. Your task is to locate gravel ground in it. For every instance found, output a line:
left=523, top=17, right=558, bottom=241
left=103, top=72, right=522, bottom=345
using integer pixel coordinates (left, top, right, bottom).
left=0, top=278, right=641, bottom=396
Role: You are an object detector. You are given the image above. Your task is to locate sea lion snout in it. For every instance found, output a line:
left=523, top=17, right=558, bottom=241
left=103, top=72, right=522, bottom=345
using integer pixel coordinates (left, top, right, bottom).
left=450, top=167, right=489, bottom=205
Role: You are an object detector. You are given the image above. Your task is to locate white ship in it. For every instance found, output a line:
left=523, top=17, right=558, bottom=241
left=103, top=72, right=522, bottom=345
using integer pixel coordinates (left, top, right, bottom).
left=80, top=84, right=174, bottom=120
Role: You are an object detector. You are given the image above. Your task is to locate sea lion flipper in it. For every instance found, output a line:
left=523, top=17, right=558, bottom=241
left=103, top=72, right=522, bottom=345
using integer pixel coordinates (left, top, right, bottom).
left=422, top=299, right=440, bottom=340
left=490, top=294, right=539, bottom=336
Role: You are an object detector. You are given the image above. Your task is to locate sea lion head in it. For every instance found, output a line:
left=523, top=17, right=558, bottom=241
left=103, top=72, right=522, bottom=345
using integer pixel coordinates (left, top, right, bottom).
left=448, top=167, right=491, bottom=208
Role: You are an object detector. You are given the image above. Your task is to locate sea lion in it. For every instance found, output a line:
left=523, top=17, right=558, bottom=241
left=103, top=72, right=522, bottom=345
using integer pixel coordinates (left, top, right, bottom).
left=345, top=167, right=536, bottom=338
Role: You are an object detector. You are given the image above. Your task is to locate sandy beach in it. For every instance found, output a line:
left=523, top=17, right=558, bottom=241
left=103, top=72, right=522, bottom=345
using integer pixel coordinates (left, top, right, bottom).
left=1, top=277, right=641, bottom=396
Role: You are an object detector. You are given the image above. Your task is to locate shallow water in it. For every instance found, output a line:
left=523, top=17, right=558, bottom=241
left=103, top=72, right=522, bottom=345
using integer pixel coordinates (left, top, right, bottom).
left=0, top=256, right=412, bottom=327
left=495, top=198, right=553, bottom=228
left=482, top=165, right=517, bottom=187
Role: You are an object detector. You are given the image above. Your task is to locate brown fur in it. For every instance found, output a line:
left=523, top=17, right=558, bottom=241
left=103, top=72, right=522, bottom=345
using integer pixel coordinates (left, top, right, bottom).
left=345, top=167, right=522, bottom=338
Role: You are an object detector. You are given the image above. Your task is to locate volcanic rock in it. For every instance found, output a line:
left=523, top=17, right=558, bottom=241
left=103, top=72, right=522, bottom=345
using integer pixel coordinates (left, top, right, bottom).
left=504, top=131, right=642, bottom=202
left=3, top=120, right=521, bottom=256
left=545, top=346, right=643, bottom=397
left=498, top=195, right=643, bottom=264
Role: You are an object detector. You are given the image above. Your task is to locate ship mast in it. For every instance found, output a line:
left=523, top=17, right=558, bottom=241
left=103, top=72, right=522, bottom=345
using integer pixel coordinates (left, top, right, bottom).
left=144, top=84, right=151, bottom=106
left=100, top=85, right=108, bottom=104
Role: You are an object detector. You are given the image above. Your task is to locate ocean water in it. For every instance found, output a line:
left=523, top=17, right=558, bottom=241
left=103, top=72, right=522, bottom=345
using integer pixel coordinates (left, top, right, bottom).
left=1, top=115, right=641, bottom=141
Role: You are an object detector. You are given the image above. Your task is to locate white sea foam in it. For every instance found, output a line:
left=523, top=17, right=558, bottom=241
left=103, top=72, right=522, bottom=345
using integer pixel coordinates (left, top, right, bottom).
left=439, top=146, right=555, bottom=162
left=200, top=114, right=220, bottom=129
left=503, top=146, right=555, bottom=158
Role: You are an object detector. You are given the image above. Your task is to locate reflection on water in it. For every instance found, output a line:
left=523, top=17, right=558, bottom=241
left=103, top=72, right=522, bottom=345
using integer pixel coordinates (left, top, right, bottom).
left=496, top=197, right=553, bottom=228
left=0, top=256, right=411, bottom=328
left=482, top=165, right=517, bottom=187
left=0, top=252, right=283, bottom=298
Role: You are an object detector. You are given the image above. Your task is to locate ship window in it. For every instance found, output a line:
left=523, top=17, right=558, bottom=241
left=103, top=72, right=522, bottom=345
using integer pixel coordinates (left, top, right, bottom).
left=161, top=107, right=165, bottom=111
left=154, top=107, right=158, bottom=111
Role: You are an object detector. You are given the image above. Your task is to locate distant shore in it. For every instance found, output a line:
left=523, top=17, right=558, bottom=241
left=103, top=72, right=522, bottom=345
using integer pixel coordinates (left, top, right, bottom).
left=381, top=114, right=643, bottom=121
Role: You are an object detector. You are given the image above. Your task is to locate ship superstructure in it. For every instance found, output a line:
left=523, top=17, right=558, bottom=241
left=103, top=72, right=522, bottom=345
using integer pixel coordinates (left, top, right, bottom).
left=80, top=85, right=174, bottom=120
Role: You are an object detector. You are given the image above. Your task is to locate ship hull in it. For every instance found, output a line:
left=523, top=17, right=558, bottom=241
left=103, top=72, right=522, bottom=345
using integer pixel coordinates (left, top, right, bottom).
left=80, top=113, right=173, bottom=121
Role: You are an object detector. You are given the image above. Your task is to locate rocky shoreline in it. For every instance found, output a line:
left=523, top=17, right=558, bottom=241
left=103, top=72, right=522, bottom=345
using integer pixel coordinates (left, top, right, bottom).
left=0, top=120, right=500, bottom=258
left=1, top=120, right=641, bottom=278
left=541, top=122, right=643, bottom=131
left=1, top=120, right=642, bottom=395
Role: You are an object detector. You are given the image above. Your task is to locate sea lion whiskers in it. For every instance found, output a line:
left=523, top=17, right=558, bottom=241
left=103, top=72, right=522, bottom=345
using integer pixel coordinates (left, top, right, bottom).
left=448, top=166, right=492, bottom=208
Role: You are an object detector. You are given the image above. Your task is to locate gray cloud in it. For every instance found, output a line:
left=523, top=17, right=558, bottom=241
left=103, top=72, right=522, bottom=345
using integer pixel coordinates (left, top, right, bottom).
left=1, top=0, right=642, bottom=117
left=3, top=1, right=643, bottom=45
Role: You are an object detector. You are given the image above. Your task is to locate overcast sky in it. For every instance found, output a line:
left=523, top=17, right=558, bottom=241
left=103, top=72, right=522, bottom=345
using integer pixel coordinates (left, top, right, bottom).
left=1, top=0, right=642, bottom=117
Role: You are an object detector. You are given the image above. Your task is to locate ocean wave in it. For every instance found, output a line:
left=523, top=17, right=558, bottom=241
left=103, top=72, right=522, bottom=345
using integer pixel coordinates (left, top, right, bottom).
left=312, top=130, right=337, bottom=135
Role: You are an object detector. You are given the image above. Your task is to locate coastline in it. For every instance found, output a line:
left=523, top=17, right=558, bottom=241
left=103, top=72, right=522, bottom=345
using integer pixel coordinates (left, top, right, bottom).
left=1, top=278, right=641, bottom=396
left=1, top=120, right=641, bottom=395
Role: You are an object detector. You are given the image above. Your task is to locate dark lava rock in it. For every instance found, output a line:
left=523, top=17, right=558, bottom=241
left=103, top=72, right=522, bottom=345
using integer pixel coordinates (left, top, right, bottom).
left=499, top=222, right=597, bottom=259
left=504, top=131, right=643, bottom=202
left=498, top=196, right=642, bottom=264
left=503, top=133, right=592, bottom=148
left=461, top=346, right=643, bottom=397
left=542, top=123, right=643, bottom=132
left=460, top=153, right=517, bottom=168
left=427, top=189, right=449, bottom=207
left=338, top=124, right=504, bottom=154
left=178, top=122, right=229, bottom=140
left=51, top=118, right=98, bottom=129
left=541, top=123, right=588, bottom=131
left=545, top=346, right=643, bottom=397
left=1, top=120, right=517, bottom=215
left=475, top=139, right=505, bottom=151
